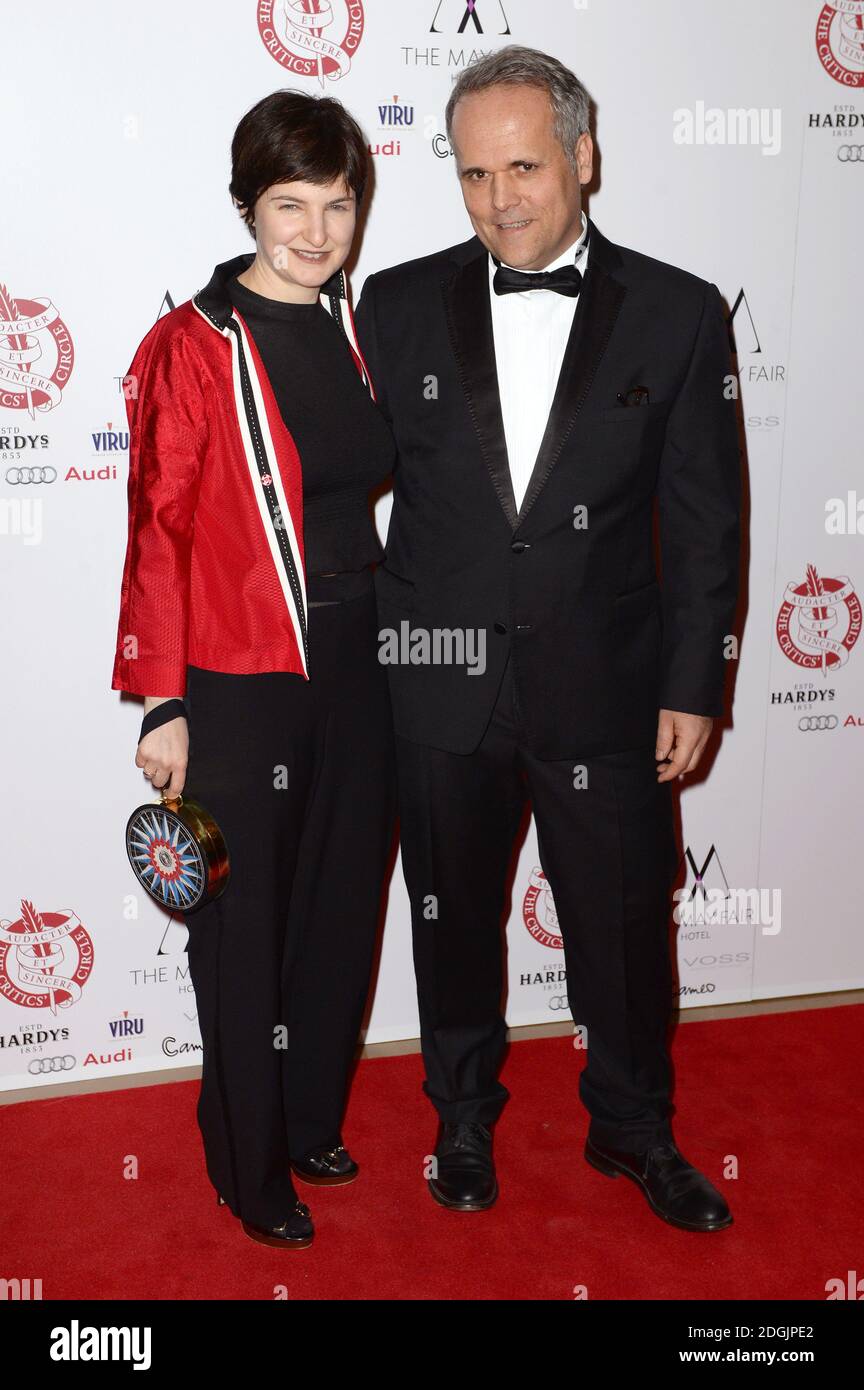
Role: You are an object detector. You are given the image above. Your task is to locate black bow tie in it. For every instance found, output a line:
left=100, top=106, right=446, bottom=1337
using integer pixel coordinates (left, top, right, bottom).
left=492, top=261, right=584, bottom=297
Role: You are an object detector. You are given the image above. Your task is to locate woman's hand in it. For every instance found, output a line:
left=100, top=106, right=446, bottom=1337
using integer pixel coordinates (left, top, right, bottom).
left=136, top=698, right=189, bottom=798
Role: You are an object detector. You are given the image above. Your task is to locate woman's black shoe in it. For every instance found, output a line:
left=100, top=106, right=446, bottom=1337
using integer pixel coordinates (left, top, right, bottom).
left=290, top=1143, right=359, bottom=1186
left=216, top=1192, right=314, bottom=1248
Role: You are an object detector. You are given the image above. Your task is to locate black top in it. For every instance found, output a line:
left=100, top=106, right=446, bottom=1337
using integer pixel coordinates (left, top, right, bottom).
left=227, top=274, right=396, bottom=576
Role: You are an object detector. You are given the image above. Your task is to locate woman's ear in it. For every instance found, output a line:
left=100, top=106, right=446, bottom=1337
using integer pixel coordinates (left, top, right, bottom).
left=233, top=195, right=256, bottom=236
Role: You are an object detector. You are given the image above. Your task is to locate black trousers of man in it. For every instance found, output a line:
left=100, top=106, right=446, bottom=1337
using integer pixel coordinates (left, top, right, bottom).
left=182, top=571, right=395, bottom=1229
left=395, top=651, right=681, bottom=1153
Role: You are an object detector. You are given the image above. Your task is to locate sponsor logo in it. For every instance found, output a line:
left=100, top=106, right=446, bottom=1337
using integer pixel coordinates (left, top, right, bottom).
left=108, top=1011, right=144, bottom=1039
left=0, top=1026, right=71, bottom=1050
left=82, top=1048, right=134, bottom=1067
left=28, top=1054, right=75, bottom=1074
left=429, top=0, right=511, bottom=35
left=798, top=713, right=839, bottom=730
left=376, top=95, right=414, bottom=127
left=4, top=465, right=57, bottom=484
left=162, top=1036, right=203, bottom=1057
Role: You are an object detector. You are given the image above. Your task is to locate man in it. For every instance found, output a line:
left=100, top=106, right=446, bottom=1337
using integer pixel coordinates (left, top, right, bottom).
left=355, top=46, right=740, bottom=1232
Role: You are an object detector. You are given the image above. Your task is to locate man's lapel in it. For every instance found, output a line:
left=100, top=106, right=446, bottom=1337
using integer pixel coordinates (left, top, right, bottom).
left=441, top=218, right=628, bottom=532
left=441, top=237, right=519, bottom=528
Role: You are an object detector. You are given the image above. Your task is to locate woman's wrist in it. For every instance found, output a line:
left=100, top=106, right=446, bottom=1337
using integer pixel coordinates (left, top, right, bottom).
left=139, top=698, right=188, bottom=743
left=144, top=694, right=183, bottom=715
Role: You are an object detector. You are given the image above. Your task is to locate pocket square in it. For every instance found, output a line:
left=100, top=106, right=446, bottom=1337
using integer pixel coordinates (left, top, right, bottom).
left=616, top=386, right=651, bottom=406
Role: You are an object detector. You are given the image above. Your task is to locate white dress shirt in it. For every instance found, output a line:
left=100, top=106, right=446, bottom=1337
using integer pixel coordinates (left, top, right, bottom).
left=488, top=210, right=589, bottom=512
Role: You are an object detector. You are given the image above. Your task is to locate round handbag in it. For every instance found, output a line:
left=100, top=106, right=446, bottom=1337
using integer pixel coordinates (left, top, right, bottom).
left=125, top=789, right=230, bottom=913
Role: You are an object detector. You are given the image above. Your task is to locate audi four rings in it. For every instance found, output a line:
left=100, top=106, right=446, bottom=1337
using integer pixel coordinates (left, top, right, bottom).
left=5, top=466, right=58, bottom=484
left=28, top=1055, right=75, bottom=1074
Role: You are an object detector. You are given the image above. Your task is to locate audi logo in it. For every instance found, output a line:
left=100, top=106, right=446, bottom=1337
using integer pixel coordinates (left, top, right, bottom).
left=838, top=146, right=864, bottom=161
left=548, top=995, right=571, bottom=1012
left=5, top=466, right=58, bottom=484
left=798, top=714, right=838, bottom=731
left=28, top=1055, right=75, bottom=1074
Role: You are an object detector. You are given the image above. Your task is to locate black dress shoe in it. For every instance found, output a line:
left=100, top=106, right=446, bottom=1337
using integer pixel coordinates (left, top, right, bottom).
left=290, top=1142, right=359, bottom=1186
left=216, top=1192, right=314, bottom=1248
left=584, top=1137, right=733, bottom=1232
left=428, top=1121, right=498, bottom=1211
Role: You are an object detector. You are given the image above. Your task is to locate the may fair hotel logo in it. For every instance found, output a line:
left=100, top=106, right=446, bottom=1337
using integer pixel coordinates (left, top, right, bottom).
left=403, top=1, right=512, bottom=69
left=257, top=0, right=365, bottom=84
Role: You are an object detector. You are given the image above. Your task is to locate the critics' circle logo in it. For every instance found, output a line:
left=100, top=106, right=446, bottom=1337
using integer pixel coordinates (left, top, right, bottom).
left=258, top=0, right=365, bottom=84
left=0, top=282, right=74, bottom=416
left=522, top=867, right=563, bottom=950
left=816, top=2, right=864, bottom=87
left=776, top=564, right=862, bottom=671
left=0, top=900, right=94, bottom=1013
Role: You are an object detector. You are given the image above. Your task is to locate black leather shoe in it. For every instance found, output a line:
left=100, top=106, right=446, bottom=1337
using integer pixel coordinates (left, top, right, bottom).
left=216, top=1193, right=314, bottom=1248
left=428, top=1121, right=498, bottom=1211
left=290, top=1142, right=359, bottom=1186
left=584, top=1137, right=733, bottom=1232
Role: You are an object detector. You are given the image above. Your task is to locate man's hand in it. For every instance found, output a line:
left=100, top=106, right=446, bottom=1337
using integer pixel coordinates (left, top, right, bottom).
left=655, top=709, right=713, bottom=782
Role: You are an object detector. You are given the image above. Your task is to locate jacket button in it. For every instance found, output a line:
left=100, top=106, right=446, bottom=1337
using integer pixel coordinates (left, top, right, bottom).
left=494, top=621, right=507, bottom=635
left=511, top=541, right=530, bottom=553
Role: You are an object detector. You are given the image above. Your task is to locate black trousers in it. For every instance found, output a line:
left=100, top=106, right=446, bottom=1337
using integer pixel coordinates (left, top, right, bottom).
left=182, top=571, right=395, bottom=1227
left=395, top=651, right=680, bottom=1153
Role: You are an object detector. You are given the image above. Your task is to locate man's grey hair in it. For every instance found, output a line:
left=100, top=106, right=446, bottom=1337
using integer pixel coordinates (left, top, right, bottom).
left=444, top=45, right=591, bottom=172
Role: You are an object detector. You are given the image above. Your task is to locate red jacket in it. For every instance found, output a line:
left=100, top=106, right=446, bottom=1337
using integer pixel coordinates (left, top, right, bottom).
left=111, top=253, right=374, bottom=698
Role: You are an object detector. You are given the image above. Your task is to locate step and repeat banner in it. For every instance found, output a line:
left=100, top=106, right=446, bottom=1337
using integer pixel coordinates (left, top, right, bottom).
left=1, top=1, right=861, bottom=1091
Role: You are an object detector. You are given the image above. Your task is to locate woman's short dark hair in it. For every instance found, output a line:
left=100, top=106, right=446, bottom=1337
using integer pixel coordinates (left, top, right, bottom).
left=230, top=89, right=369, bottom=237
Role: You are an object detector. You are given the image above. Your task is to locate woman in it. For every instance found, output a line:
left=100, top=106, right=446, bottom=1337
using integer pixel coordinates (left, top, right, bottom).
left=111, top=91, right=396, bottom=1249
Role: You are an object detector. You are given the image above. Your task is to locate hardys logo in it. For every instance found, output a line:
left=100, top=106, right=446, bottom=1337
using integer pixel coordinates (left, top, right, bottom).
left=0, top=901, right=94, bottom=1013
left=522, top=867, right=563, bottom=950
left=776, top=563, right=861, bottom=672
left=0, top=282, right=74, bottom=418
left=258, top=0, right=365, bottom=85
left=816, top=2, right=864, bottom=86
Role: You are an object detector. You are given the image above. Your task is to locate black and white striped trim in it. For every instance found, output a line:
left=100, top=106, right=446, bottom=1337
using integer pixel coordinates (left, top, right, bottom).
left=320, top=267, right=374, bottom=397
left=192, top=292, right=309, bottom=677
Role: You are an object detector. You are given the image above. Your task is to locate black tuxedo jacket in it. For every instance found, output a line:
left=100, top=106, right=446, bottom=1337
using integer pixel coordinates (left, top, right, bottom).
left=354, top=217, right=741, bottom=759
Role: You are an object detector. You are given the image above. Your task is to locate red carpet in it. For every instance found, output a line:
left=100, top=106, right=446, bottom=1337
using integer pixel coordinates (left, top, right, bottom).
left=3, top=1005, right=861, bottom=1301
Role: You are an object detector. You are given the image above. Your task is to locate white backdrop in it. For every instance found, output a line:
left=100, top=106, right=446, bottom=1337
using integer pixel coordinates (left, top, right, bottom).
left=1, top=0, right=862, bottom=1092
